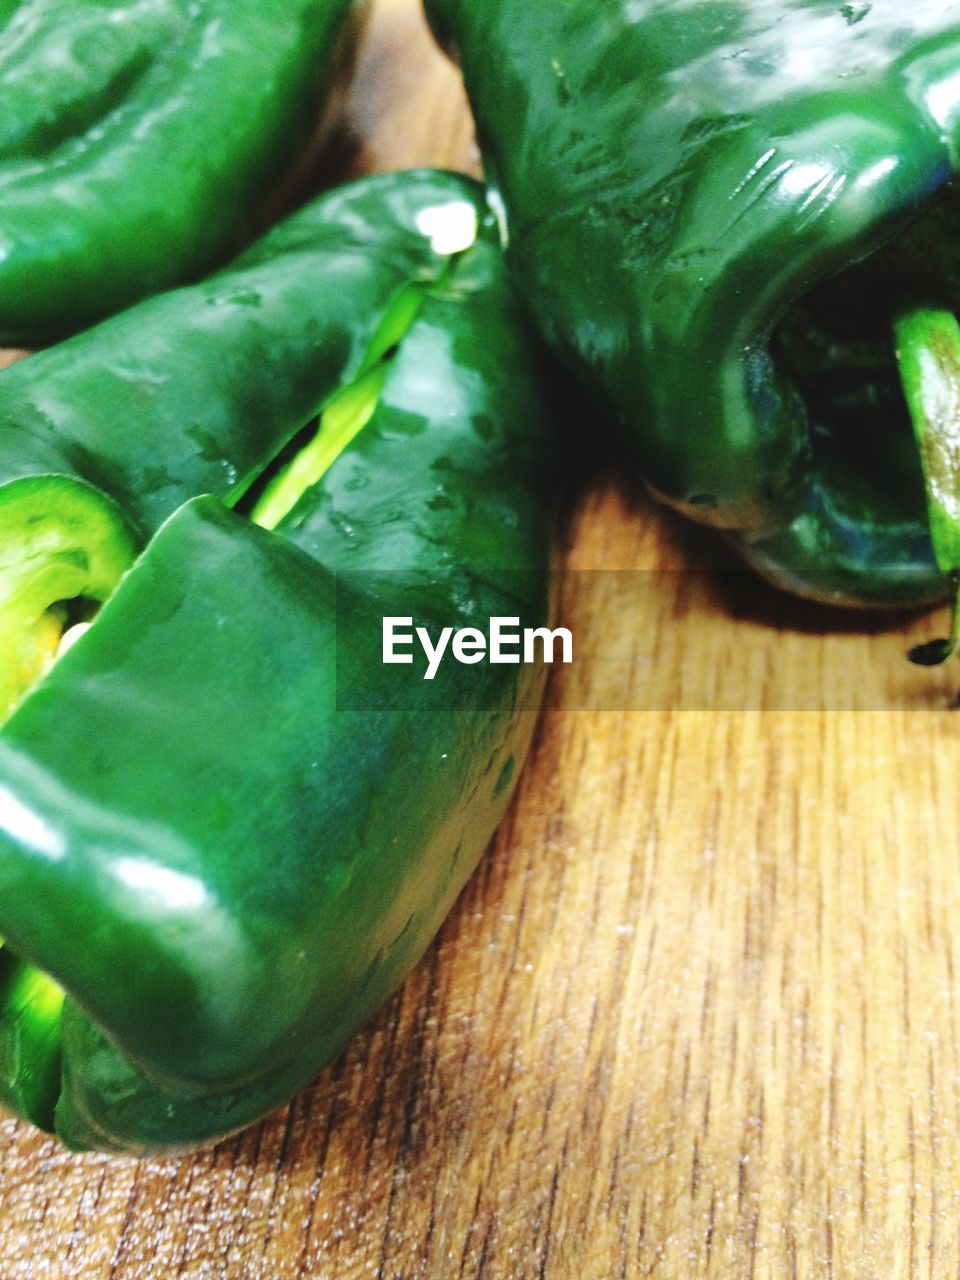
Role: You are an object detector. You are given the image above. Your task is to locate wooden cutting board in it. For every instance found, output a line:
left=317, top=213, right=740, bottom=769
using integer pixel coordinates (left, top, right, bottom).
left=2, top=3, right=959, bottom=1276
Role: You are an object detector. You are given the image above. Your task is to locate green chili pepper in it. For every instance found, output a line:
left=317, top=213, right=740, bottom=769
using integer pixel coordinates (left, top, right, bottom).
left=427, top=0, right=960, bottom=606
left=0, top=170, right=558, bottom=1153
left=0, top=0, right=361, bottom=344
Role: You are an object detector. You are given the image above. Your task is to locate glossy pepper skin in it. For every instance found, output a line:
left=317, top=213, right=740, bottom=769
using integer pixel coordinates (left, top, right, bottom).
left=0, top=0, right=360, bottom=344
left=0, top=172, right=558, bottom=1153
left=427, top=0, right=960, bottom=606
left=0, top=169, right=489, bottom=542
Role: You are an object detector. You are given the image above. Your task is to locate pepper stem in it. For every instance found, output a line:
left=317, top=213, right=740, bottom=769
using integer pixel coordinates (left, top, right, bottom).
left=894, top=309, right=960, bottom=689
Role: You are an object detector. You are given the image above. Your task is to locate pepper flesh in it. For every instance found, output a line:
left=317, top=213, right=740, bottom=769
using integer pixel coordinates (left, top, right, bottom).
left=0, top=175, right=559, bottom=1152
left=427, top=0, right=960, bottom=605
left=0, top=0, right=360, bottom=343
left=0, top=477, right=135, bottom=717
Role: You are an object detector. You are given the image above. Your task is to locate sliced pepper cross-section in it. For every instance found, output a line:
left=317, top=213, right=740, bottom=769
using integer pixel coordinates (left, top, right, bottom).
left=0, top=477, right=136, bottom=718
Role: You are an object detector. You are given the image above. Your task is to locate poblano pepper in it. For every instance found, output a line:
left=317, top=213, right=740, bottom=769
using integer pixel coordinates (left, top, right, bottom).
left=0, top=170, right=559, bottom=1152
left=0, top=0, right=360, bottom=344
left=427, top=0, right=960, bottom=606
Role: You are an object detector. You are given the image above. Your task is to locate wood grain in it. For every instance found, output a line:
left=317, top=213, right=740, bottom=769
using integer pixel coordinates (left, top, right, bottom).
left=2, top=3, right=959, bottom=1276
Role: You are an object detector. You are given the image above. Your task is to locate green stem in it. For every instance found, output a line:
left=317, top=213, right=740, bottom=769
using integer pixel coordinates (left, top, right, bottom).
left=895, top=309, right=960, bottom=676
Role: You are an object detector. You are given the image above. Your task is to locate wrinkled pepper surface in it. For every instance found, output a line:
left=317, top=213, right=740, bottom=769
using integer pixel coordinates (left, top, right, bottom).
left=427, top=0, right=960, bottom=606
left=0, top=170, right=558, bottom=1152
left=0, top=0, right=360, bottom=344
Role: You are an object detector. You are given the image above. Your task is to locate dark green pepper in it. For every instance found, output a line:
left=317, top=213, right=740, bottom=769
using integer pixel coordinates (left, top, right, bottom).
left=0, top=170, right=559, bottom=1151
left=0, top=0, right=360, bottom=344
left=426, top=0, right=960, bottom=606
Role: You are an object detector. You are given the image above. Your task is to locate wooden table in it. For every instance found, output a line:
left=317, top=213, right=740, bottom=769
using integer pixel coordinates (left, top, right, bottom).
left=3, top=3, right=960, bottom=1276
